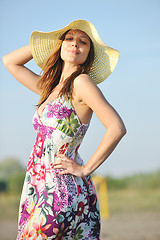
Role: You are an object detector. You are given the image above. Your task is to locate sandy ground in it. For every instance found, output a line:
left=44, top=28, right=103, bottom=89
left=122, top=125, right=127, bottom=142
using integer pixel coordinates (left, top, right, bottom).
left=0, top=212, right=160, bottom=240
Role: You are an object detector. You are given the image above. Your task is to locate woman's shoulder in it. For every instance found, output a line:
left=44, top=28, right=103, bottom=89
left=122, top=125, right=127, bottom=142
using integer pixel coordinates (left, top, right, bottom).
left=73, top=73, right=97, bottom=89
left=72, top=73, right=100, bottom=103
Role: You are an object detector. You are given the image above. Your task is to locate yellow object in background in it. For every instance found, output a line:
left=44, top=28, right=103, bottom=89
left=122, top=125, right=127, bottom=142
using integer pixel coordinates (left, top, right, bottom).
left=92, top=175, right=109, bottom=220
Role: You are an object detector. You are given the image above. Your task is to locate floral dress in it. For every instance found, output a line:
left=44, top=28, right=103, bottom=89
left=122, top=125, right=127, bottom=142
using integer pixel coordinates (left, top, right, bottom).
left=16, top=96, right=100, bottom=240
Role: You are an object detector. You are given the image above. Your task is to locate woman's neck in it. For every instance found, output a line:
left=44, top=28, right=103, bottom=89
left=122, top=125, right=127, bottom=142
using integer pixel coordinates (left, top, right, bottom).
left=59, top=62, right=78, bottom=84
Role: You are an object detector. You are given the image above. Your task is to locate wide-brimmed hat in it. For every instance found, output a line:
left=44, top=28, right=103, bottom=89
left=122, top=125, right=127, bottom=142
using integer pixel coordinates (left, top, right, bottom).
left=30, top=20, right=119, bottom=84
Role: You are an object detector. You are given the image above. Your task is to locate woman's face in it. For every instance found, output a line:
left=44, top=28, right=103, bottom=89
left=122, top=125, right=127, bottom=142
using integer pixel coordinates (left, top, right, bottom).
left=60, top=29, right=91, bottom=66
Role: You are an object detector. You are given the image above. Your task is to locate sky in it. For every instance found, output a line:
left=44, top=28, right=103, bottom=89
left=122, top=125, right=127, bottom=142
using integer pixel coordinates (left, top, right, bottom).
left=0, top=0, right=160, bottom=177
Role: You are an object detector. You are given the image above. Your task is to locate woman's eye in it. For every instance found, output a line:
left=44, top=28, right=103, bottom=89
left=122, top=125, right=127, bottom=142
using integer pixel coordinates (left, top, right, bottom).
left=65, top=37, right=87, bottom=45
left=65, top=37, right=73, bottom=41
left=80, top=40, right=87, bottom=45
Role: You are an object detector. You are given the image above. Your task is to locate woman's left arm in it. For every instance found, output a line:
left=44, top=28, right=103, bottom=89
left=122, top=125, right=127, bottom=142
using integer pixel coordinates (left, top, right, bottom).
left=53, top=74, right=127, bottom=176
left=77, top=75, right=127, bottom=176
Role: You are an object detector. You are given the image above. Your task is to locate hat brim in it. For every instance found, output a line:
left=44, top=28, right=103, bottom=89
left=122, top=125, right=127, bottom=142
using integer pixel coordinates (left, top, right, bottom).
left=30, top=20, right=119, bottom=84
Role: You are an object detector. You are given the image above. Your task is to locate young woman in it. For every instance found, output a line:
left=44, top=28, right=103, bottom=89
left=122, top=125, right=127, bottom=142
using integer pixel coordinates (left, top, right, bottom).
left=3, top=20, right=126, bottom=240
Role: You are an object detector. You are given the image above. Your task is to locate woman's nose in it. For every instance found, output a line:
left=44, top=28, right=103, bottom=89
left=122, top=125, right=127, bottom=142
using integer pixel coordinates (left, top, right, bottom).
left=72, top=40, right=78, bottom=47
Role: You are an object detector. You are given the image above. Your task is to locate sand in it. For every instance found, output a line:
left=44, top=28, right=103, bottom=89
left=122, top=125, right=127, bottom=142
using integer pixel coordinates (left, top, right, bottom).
left=0, top=212, right=160, bottom=240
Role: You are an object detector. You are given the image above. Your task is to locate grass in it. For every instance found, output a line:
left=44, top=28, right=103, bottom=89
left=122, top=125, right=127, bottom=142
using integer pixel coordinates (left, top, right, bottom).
left=105, top=170, right=160, bottom=190
left=0, top=188, right=160, bottom=221
left=0, top=193, right=21, bottom=220
left=107, top=189, right=160, bottom=215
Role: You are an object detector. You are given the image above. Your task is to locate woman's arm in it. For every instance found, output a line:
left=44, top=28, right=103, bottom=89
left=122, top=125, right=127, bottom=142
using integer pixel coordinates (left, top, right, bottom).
left=2, top=45, right=41, bottom=95
left=53, top=74, right=127, bottom=177
left=76, top=75, right=127, bottom=176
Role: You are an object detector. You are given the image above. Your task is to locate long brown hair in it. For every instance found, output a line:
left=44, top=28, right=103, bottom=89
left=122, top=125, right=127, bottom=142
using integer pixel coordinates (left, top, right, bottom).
left=37, top=30, right=94, bottom=106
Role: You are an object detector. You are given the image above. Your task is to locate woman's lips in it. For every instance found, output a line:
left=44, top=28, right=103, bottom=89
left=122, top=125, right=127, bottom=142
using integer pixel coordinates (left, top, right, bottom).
left=69, top=49, right=79, bottom=54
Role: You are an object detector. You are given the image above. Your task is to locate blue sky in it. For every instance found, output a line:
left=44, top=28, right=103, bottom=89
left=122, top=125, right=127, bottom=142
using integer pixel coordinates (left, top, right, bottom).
left=0, top=0, right=160, bottom=177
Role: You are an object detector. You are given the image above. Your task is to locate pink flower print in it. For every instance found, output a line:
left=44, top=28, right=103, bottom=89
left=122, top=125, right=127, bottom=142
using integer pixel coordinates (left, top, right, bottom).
left=56, top=106, right=72, bottom=119
left=60, top=187, right=68, bottom=206
left=53, top=192, right=63, bottom=212
left=19, top=199, right=30, bottom=225
left=47, top=104, right=61, bottom=118
left=31, top=162, right=48, bottom=193
left=27, top=150, right=35, bottom=171
left=31, top=157, right=52, bottom=193
left=19, top=225, right=35, bottom=240
left=32, top=217, right=51, bottom=240
left=47, top=104, right=58, bottom=118
left=33, top=117, right=39, bottom=132
left=45, top=126, right=55, bottom=139
left=34, top=132, right=44, bottom=158
left=19, top=208, right=30, bottom=226
left=38, top=125, right=55, bottom=140
left=53, top=222, right=69, bottom=240
left=47, top=103, right=72, bottom=120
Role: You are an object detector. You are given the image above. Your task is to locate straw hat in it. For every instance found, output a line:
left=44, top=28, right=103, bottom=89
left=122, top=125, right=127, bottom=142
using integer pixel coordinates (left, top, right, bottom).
left=30, top=20, right=119, bottom=84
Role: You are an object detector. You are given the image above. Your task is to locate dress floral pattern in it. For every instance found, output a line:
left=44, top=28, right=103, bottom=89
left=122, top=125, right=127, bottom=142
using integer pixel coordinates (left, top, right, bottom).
left=16, top=96, right=101, bottom=240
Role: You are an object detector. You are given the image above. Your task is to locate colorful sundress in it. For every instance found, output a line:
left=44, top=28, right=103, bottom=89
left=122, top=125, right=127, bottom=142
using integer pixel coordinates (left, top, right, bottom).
left=16, top=96, right=101, bottom=240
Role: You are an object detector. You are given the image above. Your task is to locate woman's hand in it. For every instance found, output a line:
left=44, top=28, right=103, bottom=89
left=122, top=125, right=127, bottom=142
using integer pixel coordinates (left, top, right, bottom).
left=52, top=154, right=86, bottom=177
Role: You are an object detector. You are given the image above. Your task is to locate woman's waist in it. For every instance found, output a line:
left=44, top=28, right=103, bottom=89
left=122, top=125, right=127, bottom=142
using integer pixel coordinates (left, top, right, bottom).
left=32, top=135, right=83, bottom=163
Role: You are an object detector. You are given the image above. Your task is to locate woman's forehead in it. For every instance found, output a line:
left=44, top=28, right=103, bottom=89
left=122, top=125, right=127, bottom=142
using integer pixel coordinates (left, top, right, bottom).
left=66, top=29, right=90, bottom=40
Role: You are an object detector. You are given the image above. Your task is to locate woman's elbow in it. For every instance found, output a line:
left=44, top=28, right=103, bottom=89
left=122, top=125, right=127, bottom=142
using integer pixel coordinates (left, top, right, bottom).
left=116, top=123, right=127, bottom=139
left=2, top=55, right=14, bottom=72
left=2, top=55, right=7, bottom=66
left=2, top=55, right=10, bottom=67
left=109, top=123, right=127, bottom=141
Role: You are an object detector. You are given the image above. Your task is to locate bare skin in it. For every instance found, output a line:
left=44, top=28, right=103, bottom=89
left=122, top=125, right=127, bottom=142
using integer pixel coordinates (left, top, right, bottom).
left=2, top=29, right=126, bottom=177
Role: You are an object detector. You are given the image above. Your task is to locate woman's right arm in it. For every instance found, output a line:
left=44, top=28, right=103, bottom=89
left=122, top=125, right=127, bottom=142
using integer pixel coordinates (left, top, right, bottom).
left=2, top=45, right=41, bottom=95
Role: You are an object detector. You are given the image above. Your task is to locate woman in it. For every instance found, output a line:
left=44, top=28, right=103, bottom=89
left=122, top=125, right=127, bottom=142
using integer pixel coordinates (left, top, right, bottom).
left=3, top=20, right=126, bottom=240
